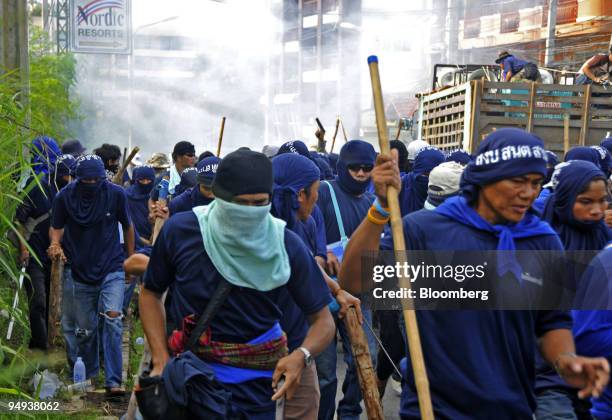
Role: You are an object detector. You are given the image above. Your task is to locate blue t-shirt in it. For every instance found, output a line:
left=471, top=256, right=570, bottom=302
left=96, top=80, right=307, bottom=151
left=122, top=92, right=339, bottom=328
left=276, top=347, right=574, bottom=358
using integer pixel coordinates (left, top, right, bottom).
left=317, top=179, right=374, bottom=245
left=311, top=204, right=327, bottom=259
left=143, top=211, right=331, bottom=414
left=126, top=191, right=152, bottom=241
left=168, top=187, right=213, bottom=215
left=502, top=55, right=528, bottom=79
left=51, top=183, right=131, bottom=284
left=278, top=216, right=331, bottom=351
left=573, top=247, right=612, bottom=420
left=380, top=209, right=572, bottom=420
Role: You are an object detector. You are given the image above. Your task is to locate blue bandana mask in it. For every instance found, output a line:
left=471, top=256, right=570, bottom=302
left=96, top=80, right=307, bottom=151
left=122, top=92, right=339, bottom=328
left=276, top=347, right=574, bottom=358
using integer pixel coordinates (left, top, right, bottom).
left=193, top=199, right=290, bottom=291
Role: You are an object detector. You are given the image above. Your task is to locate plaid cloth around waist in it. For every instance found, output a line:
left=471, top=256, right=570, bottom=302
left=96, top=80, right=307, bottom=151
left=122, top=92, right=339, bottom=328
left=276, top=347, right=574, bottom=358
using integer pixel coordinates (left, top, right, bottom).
left=168, top=313, right=288, bottom=371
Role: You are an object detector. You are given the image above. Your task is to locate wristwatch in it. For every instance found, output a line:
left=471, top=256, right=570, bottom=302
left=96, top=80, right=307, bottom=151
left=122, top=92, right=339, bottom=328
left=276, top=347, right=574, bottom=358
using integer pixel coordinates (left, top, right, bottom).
left=298, top=347, right=313, bottom=366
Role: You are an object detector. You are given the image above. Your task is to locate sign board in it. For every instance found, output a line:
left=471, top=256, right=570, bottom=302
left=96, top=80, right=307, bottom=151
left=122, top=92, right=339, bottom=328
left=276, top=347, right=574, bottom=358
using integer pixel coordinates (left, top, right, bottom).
left=69, top=0, right=131, bottom=54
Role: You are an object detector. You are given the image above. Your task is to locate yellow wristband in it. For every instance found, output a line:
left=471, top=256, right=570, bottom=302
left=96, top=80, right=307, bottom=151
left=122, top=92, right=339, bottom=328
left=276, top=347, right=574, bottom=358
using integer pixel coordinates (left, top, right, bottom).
left=367, top=207, right=389, bottom=225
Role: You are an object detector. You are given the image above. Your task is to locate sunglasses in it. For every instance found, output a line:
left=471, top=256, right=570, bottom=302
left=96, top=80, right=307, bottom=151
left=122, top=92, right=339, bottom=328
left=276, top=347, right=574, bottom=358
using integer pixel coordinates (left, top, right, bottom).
left=347, top=163, right=374, bottom=173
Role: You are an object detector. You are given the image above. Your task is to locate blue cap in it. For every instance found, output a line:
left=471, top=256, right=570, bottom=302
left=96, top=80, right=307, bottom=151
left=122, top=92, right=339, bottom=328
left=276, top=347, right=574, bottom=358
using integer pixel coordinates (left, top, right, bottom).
left=367, top=55, right=378, bottom=64
left=197, top=156, right=221, bottom=186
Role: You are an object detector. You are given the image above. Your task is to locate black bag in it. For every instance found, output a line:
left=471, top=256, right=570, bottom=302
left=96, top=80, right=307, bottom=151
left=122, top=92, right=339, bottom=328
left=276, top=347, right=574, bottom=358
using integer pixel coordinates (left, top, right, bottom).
left=135, top=280, right=233, bottom=420
left=523, top=62, right=540, bottom=81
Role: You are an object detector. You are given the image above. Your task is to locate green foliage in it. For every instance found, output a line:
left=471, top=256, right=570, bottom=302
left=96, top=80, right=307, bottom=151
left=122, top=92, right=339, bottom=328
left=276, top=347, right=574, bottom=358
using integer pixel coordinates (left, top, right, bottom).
left=0, top=26, right=79, bottom=397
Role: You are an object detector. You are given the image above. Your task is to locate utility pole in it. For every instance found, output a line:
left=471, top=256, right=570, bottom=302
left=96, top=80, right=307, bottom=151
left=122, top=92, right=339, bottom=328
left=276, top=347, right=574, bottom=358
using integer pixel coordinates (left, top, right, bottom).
left=447, top=0, right=460, bottom=64
left=545, top=0, right=557, bottom=67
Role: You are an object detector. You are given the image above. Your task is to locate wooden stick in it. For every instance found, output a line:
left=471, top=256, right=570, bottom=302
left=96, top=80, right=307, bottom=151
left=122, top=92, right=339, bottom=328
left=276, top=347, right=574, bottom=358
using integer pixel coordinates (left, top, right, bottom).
left=563, top=113, right=570, bottom=155
left=579, top=84, right=591, bottom=146
left=47, top=258, right=64, bottom=347
left=343, top=307, right=383, bottom=419
left=368, top=55, right=434, bottom=420
left=217, top=116, right=226, bottom=157
left=113, top=146, right=140, bottom=185
left=394, top=118, right=404, bottom=141
left=526, top=81, right=536, bottom=133
left=315, top=117, right=326, bottom=153
left=340, top=119, right=349, bottom=142
left=330, top=117, right=341, bottom=153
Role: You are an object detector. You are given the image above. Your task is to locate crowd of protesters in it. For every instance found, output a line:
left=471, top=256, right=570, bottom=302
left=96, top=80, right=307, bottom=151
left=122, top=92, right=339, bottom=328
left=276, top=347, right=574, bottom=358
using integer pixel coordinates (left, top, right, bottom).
left=12, top=127, right=612, bottom=419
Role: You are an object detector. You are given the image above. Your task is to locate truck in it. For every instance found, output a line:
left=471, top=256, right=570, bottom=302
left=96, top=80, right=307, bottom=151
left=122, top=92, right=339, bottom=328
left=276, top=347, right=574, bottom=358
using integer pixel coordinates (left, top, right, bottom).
left=415, top=66, right=612, bottom=155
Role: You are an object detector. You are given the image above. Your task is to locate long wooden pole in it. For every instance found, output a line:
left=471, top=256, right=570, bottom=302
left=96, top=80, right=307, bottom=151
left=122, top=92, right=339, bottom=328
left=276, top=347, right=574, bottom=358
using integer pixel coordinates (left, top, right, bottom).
left=113, top=146, right=140, bottom=185
left=343, top=307, right=384, bottom=419
left=47, top=258, right=64, bottom=347
left=526, top=81, right=536, bottom=133
left=368, top=55, right=434, bottom=420
left=217, top=116, right=226, bottom=157
left=394, top=118, right=403, bottom=141
left=340, top=119, right=349, bottom=142
left=330, top=117, right=341, bottom=153
left=563, top=113, right=570, bottom=155
left=579, top=84, right=591, bottom=146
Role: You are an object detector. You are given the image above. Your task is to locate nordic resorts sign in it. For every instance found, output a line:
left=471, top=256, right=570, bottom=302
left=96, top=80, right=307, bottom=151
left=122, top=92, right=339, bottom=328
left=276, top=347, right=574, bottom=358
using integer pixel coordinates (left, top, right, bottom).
left=69, top=0, right=132, bottom=54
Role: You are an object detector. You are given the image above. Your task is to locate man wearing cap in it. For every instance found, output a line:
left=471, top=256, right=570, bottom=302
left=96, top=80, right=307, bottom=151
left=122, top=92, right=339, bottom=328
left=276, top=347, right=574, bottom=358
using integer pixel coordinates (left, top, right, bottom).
left=48, top=155, right=135, bottom=393
left=315, top=139, right=378, bottom=420
left=61, top=139, right=87, bottom=158
left=150, top=141, right=196, bottom=202
left=15, top=154, right=75, bottom=350
left=139, top=149, right=335, bottom=417
left=167, top=156, right=220, bottom=215
left=496, top=51, right=541, bottom=82
left=423, top=161, right=465, bottom=210
left=340, top=128, right=609, bottom=419
left=147, top=153, right=171, bottom=177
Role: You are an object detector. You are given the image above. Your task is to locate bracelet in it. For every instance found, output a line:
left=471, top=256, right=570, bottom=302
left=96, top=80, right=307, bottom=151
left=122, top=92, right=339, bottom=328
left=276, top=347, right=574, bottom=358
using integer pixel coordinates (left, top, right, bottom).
left=367, top=207, right=389, bottom=225
left=373, top=199, right=390, bottom=218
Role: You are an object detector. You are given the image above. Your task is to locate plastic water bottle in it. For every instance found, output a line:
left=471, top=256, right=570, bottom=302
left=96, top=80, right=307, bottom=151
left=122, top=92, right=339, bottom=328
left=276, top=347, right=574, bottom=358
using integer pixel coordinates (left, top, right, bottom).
left=73, top=357, right=86, bottom=391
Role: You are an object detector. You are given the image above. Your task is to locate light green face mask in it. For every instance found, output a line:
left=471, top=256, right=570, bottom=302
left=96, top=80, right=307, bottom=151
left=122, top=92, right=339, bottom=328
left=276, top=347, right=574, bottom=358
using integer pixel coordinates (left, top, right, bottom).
left=192, top=199, right=290, bottom=291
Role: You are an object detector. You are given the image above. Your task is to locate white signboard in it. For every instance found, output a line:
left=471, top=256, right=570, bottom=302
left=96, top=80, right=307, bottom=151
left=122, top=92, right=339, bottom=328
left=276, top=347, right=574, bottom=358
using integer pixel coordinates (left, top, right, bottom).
left=70, top=0, right=131, bottom=54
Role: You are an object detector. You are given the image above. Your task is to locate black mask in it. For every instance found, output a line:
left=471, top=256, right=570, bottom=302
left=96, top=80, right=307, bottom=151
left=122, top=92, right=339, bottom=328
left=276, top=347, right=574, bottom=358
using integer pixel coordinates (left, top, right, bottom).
left=107, top=164, right=119, bottom=173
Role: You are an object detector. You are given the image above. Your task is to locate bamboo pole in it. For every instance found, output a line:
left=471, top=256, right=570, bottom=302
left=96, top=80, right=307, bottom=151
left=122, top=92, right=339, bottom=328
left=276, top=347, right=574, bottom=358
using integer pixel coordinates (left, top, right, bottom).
left=579, top=84, right=591, bottom=146
left=315, top=117, right=326, bottom=152
left=217, top=116, right=226, bottom=157
left=526, top=81, right=536, bottom=133
left=340, top=118, right=349, bottom=142
left=394, top=118, right=404, bottom=141
left=113, top=146, right=140, bottom=185
left=330, top=117, right=341, bottom=153
left=343, top=307, right=383, bottom=419
left=367, top=55, right=434, bottom=420
left=47, top=258, right=64, bottom=347
left=563, top=113, right=570, bottom=155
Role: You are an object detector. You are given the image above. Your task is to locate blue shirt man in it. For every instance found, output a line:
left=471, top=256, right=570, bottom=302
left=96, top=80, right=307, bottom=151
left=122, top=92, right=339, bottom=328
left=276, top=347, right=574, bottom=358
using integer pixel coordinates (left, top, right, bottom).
left=49, top=154, right=135, bottom=391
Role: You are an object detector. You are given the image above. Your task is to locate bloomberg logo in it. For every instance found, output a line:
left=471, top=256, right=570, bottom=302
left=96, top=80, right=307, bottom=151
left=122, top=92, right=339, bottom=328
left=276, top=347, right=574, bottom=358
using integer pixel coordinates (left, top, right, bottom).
left=70, top=0, right=131, bottom=54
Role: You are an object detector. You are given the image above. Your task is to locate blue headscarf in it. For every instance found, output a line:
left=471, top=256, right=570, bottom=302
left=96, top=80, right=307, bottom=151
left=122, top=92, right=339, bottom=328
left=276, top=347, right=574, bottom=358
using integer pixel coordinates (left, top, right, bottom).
left=52, top=154, right=76, bottom=179
left=542, top=160, right=611, bottom=252
left=271, top=154, right=320, bottom=229
left=601, top=137, right=612, bottom=157
left=436, top=128, right=556, bottom=282
left=64, top=155, right=111, bottom=226
left=564, top=146, right=601, bottom=167
left=126, top=166, right=155, bottom=239
left=314, top=157, right=334, bottom=180
left=127, top=166, right=156, bottom=200
left=399, top=147, right=445, bottom=215
left=175, top=167, right=198, bottom=196
left=31, top=136, right=61, bottom=176
left=278, top=140, right=312, bottom=160
left=544, top=150, right=559, bottom=184
left=336, top=140, right=376, bottom=195
left=445, top=149, right=471, bottom=166
left=591, top=146, right=611, bottom=176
